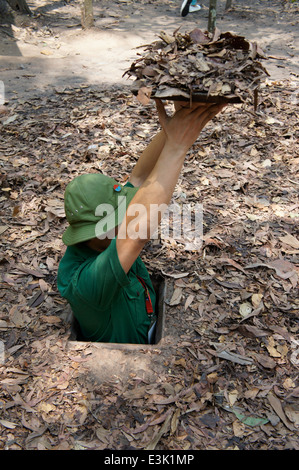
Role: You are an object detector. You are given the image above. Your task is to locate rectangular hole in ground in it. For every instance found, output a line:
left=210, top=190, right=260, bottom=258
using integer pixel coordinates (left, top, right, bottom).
left=68, top=274, right=166, bottom=347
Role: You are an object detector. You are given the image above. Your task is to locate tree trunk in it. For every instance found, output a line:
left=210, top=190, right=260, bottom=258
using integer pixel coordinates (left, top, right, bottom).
left=6, top=0, right=31, bottom=14
left=225, top=0, right=232, bottom=10
left=208, top=0, right=217, bottom=33
left=80, top=0, right=94, bottom=29
left=0, top=0, right=9, bottom=16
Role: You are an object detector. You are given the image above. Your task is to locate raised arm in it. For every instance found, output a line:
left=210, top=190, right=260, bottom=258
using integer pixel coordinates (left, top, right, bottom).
left=116, top=100, right=226, bottom=273
left=128, top=129, right=166, bottom=188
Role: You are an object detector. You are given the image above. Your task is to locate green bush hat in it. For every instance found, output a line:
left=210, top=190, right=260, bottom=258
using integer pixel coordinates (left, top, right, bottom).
left=62, top=173, right=138, bottom=246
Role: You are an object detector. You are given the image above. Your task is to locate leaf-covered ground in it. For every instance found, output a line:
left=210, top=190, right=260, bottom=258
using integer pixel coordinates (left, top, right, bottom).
left=0, top=0, right=299, bottom=452
left=1, top=77, right=298, bottom=450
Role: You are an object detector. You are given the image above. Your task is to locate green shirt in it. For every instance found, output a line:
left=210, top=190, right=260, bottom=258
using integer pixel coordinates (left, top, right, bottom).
left=57, top=237, right=156, bottom=344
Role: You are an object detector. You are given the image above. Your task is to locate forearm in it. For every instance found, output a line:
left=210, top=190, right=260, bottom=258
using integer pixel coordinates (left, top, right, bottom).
left=117, top=142, right=186, bottom=272
left=121, top=142, right=186, bottom=240
left=128, top=129, right=166, bottom=187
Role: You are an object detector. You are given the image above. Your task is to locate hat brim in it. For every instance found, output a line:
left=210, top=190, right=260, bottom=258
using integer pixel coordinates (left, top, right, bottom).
left=62, top=186, right=138, bottom=246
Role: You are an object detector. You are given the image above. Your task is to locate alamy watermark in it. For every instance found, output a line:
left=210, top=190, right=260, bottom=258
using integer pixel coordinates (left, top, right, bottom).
left=95, top=198, right=204, bottom=250
left=0, top=81, right=4, bottom=106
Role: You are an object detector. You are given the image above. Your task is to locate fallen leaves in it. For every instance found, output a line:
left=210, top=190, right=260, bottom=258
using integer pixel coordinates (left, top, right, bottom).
left=125, top=28, right=269, bottom=106
left=0, top=71, right=298, bottom=450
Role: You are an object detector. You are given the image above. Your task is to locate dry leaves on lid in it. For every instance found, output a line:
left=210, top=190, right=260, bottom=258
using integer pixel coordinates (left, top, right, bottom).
left=124, top=28, right=269, bottom=106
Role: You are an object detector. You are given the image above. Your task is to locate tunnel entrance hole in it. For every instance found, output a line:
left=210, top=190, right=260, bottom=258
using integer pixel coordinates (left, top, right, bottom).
left=68, top=274, right=166, bottom=348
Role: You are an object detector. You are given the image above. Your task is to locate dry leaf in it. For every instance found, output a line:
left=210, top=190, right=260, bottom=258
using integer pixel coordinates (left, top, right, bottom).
left=145, top=412, right=172, bottom=450
left=254, top=353, right=276, bottom=369
left=267, top=392, right=294, bottom=430
left=170, top=409, right=180, bottom=435
left=245, top=259, right=296, bottom=280
left=0, top=419, right=18, bottom=429
left=279, top=233, right=299, bottom=249
left=37, top=402, right=56, bottom=414
left=184, top=294, right=195, bottom=310
left=284, top=405, right=299, bottom=427
left=137, top=86, right=152, bottom=105
left=251, top=293, right=263, bottom=308
left=0, top=225, right=8, bottom=235
left=228, top=390, right=239, bottom=406
left=239, top=302, right=252, bottom=318
left=168, top=287, right=183, bottom=306
left=266, top=337, right=281, bottom=358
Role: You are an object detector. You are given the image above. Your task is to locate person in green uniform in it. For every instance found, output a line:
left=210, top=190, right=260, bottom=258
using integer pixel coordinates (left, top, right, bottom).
left=57, top=100, right=225, bottom=344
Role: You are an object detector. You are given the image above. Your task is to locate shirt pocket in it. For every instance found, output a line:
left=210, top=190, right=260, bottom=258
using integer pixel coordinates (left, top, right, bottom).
left=124, top=279, right=147, bottom=324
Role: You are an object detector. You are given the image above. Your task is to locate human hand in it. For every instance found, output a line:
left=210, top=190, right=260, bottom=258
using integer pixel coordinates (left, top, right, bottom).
left=155, top=99, right=225, bottom=154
